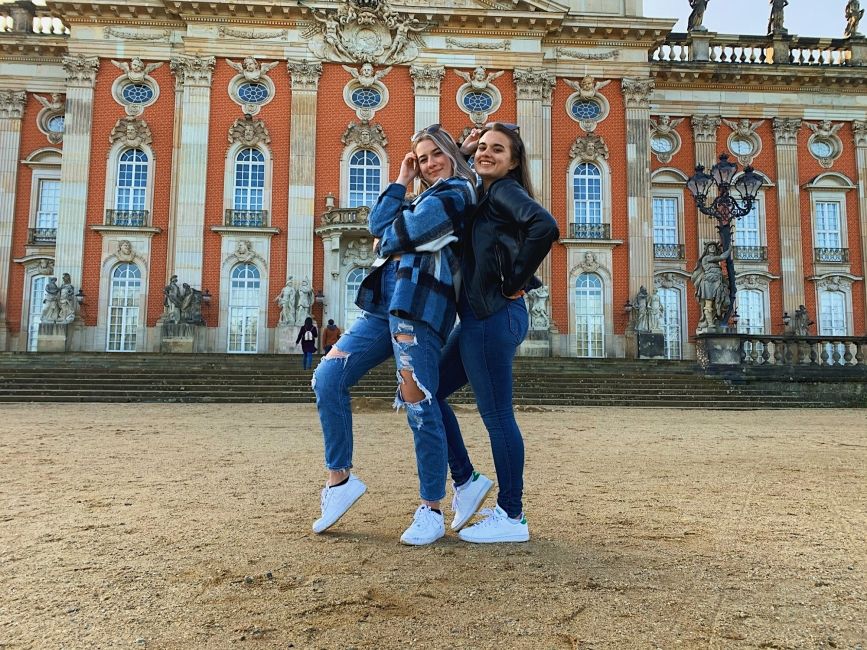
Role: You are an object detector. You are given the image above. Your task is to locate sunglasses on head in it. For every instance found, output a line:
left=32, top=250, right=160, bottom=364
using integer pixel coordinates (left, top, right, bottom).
left=484, top=122, right=520, bottom=132
left=411, top=123, right=442, bottom=143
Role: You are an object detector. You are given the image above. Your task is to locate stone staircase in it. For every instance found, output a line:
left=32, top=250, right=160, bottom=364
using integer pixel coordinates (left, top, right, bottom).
left=0, top=352, right=848, bottom=408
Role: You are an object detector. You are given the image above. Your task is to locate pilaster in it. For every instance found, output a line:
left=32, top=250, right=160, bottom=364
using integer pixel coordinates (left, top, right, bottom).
left=286, top=60, right=323, bottom=284
left=852, top=121, right=867, bottom=330
left=54, top=55, right=98, bottom=290
left=691, top=114, right=722, bottom=244
left=622, top=78, right=655, bottom=298
left=0, top=90, right=27, bottom=350
left=409, top=65, right=445, bottom=133
left=773, top=117, right=804, bottom=314
left=169, top=55, right=216, bottom=288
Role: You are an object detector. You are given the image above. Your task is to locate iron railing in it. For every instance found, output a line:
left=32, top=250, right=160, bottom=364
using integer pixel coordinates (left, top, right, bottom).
left=224, top=209, right=269, bottom=227
left=814, top=247, right=849, bottom=263
left=733, top=245, right=768, bottom=261
left=27, top=227, right=56, bottom=244
left=653, top=243, right=684, bottom=259
left=569, top=223, right=610, bottom=239
left=105, top=209, right=149, bottom=227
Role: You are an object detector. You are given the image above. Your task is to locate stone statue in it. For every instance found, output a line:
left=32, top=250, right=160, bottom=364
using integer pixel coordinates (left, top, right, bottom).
left=632, top=286, right=651, bottom=332
left=456, top=66, right=504, bottom=90
left=343, top=63, right=392, bottom=87
left=792, top=305, right=814, bottom=336
left=274, top=278, right=297, bottom=326
left=384, top=18, right=426, bottom=64
left=526, top=284, right=550, bottom=330
left=296, top=279, right=315, bottom=325
left=227, top=56, right=279, bottom=82
left=650, top=115, right=684, bottom=134
left=687, top=0, right=709, bottom=32
left=311, top=10, right=353, bottom=59
left=58, top=273, right=76, bottom=323
left=179, top=283, right=205, bottom=326
left=691, top=241, right=732, bottom=333
left=40, top=276, right=61, bottom=321
left=846, top=0, right=864, bottom=38
left=163, top=275, right=182, bottom=323
left=34, top=93, right=64, bottom=111
left=768, top=0, right=788, bottom=35
left=648, top=292, right=664, bottom=333
left=110, top=57, right=162, bottom=83
left=564, top=75, right=611, bottom=100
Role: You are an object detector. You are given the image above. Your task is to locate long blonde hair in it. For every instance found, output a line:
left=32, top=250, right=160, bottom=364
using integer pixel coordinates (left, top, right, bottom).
left=413, top=126, right=476, bottom=190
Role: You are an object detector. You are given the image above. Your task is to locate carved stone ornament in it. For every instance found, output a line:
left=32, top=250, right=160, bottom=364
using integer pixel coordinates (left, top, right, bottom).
left=229, top=116, right=271, bottom=148
left=456, top=67, right=504, bottom=125
left=301, top=0, right=431, bottom=65
left=343, top=236, right=375, bottom=267
left=556, top=48, right=620, bottom=61
left=723, top=118, right=764, bottom=165
left=737, top=273, right=771, bottom=289
left=409, top=64, right=445, bottom=94
left=854, top=120, right=867, bottom=146
left=650, top=115, right=684, bottom=164
left=577, top=251, right=600, bottom=273
left=564, top=75, right=611, bottom=101
left=63, top=55, right=100, bottom=87
left=111, top=57, right=163, bottom=84
left=654, top=272, right=686, bottom=290
left=621, top=78, right=654, bottom=108
left=807, top=120, right=844, bottom=169
left=170, top=55, right=216, bottom=89
left=218, top=26, right=287, bottom=40
left=228, top=57, right=279, bottom=83
left=287, top=60, right=323, bottom=92
left=116, top=239, right=136, bottom=262
left=445, top=38, right=511, bottom=50
left=104, top=27, right=170, bottom=41
left=816, top=275, right=853, bottom=291
left=0, top=90, right=26, bottom=120
left=342, top=121, right=387, bottom=148
left=35, top=93, right=64, bottom=112
left=35, top=93, right=65, bottom=144
left=456, top=67, right=504, bottom=91
left=110, top=117, right=153, bottom=148
left=569, top=133, right=609, bottom=161
left=34, top=258, right=54, bottom=276
left=691, top=115, right=721, bottom=142
left=513, top=68, right=556, bottom=102
left=234, top=240, right=256, bottom=263
left=651, top=115, right=684, bottom=135
left=773, top=117, right=802, bottom=146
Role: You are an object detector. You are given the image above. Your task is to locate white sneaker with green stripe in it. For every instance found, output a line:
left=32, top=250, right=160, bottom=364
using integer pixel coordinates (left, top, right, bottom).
left=450, top=471, right=493, bottom=531
left=458, top=504, right=529, bottom=543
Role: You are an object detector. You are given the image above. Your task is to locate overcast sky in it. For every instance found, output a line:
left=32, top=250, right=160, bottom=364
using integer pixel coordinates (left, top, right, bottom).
left=644, top=0, right=849, bottom=38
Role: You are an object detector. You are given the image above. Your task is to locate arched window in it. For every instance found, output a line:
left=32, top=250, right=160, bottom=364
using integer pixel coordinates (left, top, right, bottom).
left=107, top=263, right=142, bottom=352
left=348, top=150, right=381, bottom=208
left=115, top=149, right=148, bottom=212
left=344, top=267, right=369, bottom=329
left=657, top=287, right=682, bottom=360
left=818, top=290, right=847, bottom=337
left=575, top=272, right=604, bottom=358
left=572, top=163, right=602, bottom=225
left=27, top=276, right=47, bottom=352
left=737, top=289, right=765, bottom=334
left=234, top=148, right=265, bottom=212
left=228, top=263, right=261, bottom=353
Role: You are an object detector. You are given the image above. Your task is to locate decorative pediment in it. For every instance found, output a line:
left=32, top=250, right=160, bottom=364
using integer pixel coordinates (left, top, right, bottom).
left=342, top=121, right=388, bottom=148
left=569, top=133, right=609, bottom=161
left=228, top=116, right=271, bottom=148
left=110, top=117, right=152, bottom=148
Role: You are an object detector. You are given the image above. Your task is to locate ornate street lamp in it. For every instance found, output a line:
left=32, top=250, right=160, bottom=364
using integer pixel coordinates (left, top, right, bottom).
left=686, top=153, right=764, bottom=328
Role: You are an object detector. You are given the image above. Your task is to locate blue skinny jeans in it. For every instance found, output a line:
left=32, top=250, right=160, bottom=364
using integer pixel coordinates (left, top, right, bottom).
left=436, top=294, right=530, bottom=518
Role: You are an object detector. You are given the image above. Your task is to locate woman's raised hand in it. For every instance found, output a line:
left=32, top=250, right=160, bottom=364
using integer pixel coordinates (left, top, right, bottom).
left=396, top=152, right=419, bottom=187
left=459, top=128, right=482, bottom=156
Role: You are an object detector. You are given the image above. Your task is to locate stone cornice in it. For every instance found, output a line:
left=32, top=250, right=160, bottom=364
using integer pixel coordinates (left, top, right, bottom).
left=652, top=65, right=867, bottom=91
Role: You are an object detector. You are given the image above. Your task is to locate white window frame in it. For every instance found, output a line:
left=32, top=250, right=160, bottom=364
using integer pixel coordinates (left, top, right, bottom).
left=657, top=286, right=684, bottom=360
left=24, top=148, right=62, bottom=234
left=344, top=266, right=369, bottom=331
left=233, top=147, right=266, bottom=212
left=27, top=275, right=48, bottom=352
left=652, top=195, right=679, bottom=245
left=103, top=141, right=156, bottom=220
left=343, top=147, right=385, bottom=209
left=574, top=272, right=605, bottom=358
left=805, top=173, right=855, bottom=268
left=106, top=262, right=142, bottom=352
left=737, top=288, right=766, bottom=335
left=566, top=158, right=612, bottom=238
left=813, top=200, right=843, bottom=249
left=227, top=262, right=262, bottom=354
left=571, top=162, right=603, bottom=225
left=114, top=148, right=149, bottom=213
left=222, top=143, right=273, bottom=222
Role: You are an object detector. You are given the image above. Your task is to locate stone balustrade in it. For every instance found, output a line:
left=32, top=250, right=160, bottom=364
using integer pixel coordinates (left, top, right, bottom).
left=0, top=12, right=68, bottom=35
left=320, top=206, right=370, bottom=226
left=651, top=33, right=857, bottom=66
left=740, top=335, right=867, bottom=367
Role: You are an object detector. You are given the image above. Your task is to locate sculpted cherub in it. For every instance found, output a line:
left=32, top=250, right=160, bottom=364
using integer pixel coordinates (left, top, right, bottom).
left=111, top=57, right=163, bottom=83
left=565, top=75, right=611, bottom=100
left=808, top=120, right=843, bottom=137
left=723, top=118, right=765, bottom=137
left=228, top=57, right=279, bottom=82
left=456, top=66, right=504, bottom=90
left=650, top=115, right=684, bottom=134
left=35, top=93, right=64, bottom=111
left=342, top=63, right=392, bottom=87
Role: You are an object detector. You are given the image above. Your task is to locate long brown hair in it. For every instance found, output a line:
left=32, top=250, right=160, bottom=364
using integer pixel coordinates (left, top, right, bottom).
left=478, top=123, right=535, bottom=199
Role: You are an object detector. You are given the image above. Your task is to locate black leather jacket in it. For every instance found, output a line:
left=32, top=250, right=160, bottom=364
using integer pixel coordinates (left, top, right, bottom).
left=461, top=177, right=559, bottom=319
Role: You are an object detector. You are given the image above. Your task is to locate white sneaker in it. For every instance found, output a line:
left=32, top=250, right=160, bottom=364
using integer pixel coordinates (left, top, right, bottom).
left=312, top=474, right=367, bottom=534
left=450, top=471, right=494, bottom=531
left=399, top=505, right=445, bottom=546
left=458, top=505, right=530, bottom=543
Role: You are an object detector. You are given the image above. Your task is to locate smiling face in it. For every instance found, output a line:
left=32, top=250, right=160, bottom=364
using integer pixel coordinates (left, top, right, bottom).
left=474, top=130, right=517, bottom=187
left=414, top=137, right=454, bottom=186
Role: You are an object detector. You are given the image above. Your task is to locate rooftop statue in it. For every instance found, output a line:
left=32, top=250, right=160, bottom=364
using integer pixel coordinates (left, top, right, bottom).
left=845, top=0, right=864, bottom=38
left=687, top=0, right=709, bottom=32
left=768, top=0, right=788, bottom=35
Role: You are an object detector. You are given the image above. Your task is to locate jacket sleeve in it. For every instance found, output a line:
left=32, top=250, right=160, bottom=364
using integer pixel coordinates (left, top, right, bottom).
left=490, top=180, right=560, bottom=296
left=371, top=181, right=470, bottom=257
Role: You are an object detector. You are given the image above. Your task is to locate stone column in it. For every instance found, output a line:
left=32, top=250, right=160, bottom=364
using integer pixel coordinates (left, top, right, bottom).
left=852, top=121, right=867, bottom=330
left=514, top=68, right=556, bottom=285
left=691, top=114, right=722, bottom=244
left=54, top=55, right=98, bottom=288
left=168, top=55, right=215, bottom=287
left=409, top=65, right=445, bottom=133
left=621, top=78, right=655, bottom=297
left=773, top=117, right=804, bottom=314
left=0, top=90, right=26, bottom=349
left=286, top=60, right=323, bottom=284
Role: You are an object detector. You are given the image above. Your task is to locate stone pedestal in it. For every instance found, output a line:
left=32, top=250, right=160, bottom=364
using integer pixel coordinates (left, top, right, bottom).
left=637, top=331, right=665, bottom=359
left=696, top=333, right=741, bottom=368
left=37, top=321, right=69, bottom=352
left=159, top=322, right=203, bottom=353
left=518, top=329, right=551, bottom=357
left=275, top=324, right=302, bottom=354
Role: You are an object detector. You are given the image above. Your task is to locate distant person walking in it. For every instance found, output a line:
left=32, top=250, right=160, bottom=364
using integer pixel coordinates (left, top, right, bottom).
left=296, top=317, right=318, bottom=370
left=321, top=319, right=342, bottom=354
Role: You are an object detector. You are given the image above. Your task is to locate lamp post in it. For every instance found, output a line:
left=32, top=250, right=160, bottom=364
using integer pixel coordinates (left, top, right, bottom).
left=685, top=153, right=764, bottom=328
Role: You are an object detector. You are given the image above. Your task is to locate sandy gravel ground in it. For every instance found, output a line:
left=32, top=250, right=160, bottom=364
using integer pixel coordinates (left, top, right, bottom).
left=1, top=403, right=865, bottom=650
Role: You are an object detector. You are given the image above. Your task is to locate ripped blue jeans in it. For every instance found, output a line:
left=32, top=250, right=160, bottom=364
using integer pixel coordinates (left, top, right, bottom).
left=312, top=301, right=448, bottom=502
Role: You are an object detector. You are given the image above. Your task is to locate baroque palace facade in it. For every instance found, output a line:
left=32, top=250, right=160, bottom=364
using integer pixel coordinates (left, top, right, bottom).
left=0, top=0, right=866, bottom=358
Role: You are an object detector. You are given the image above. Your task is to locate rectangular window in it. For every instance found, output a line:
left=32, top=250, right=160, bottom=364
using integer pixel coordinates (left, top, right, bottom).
left=737, top=201, right=761, bottom=247
left=815, top=201, right=842, bottom=249
left=36, top=179, right=60, bottom=229
left=652, top=197, right=678, bottom=245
